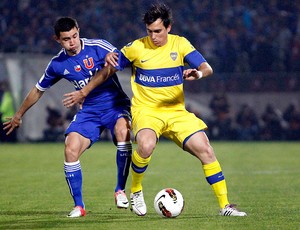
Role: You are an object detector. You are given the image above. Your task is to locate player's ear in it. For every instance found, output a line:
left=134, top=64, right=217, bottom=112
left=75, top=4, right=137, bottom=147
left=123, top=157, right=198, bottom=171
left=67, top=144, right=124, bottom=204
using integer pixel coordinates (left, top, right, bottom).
left=53, top=35, right=60, bottom=43
left=167, top=24, right=172, bottom=33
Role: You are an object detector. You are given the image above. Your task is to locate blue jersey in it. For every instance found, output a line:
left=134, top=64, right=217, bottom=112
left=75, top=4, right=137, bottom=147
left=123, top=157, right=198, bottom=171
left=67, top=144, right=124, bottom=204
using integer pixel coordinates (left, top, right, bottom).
left=36, top=38, right=130, bottom=110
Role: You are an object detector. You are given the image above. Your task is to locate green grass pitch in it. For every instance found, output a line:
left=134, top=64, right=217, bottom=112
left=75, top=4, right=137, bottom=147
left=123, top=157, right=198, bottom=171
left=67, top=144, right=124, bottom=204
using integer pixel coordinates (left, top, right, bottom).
left=0, top=141, right=299, bottom=229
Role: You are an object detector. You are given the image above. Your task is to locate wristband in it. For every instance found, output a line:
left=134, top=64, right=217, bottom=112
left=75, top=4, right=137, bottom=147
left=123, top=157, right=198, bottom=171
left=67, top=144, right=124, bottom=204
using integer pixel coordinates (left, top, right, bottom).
left=197, top=70, right=203, bottom=80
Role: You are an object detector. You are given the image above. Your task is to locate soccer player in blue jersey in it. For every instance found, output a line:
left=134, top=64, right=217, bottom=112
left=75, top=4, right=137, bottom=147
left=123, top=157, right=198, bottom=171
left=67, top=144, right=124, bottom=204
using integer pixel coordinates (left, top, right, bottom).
left=63, top=3, right=247, bottom=217
left=3, top=17, right=132, bottom=217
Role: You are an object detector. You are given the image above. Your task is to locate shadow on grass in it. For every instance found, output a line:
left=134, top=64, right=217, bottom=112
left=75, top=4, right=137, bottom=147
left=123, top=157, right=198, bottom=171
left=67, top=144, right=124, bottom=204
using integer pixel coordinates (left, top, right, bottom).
left=0, top=210, right=210, bottom=229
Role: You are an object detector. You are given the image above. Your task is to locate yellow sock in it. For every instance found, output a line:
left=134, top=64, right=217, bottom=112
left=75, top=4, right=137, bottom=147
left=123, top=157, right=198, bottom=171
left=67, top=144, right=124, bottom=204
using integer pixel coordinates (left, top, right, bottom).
left=131, top=150, right=151, bottom=193
left=203, top=160, right=229, bottom=208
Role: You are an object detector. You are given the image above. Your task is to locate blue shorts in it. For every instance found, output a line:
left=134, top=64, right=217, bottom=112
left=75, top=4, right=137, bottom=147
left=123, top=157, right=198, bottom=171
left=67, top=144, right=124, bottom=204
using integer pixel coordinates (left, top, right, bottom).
left=65, top=105, right=131, bottom=147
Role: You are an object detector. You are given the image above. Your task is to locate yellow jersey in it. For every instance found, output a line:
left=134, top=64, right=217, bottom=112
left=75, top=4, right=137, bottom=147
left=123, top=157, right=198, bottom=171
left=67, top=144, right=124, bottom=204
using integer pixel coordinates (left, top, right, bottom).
left=118, top=34, right=206, bottom=110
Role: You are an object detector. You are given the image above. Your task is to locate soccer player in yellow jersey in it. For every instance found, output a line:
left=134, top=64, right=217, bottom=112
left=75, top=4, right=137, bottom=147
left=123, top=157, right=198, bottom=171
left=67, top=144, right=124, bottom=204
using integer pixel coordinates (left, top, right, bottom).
left=63, top=3, right=247, bottom=217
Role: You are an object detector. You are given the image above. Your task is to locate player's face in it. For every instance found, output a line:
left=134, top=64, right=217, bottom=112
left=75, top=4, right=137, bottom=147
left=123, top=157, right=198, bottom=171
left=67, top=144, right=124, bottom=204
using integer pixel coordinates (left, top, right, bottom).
left=146, top=19, right=171, bottom=47
left=56, top=27, right=81, bottom=56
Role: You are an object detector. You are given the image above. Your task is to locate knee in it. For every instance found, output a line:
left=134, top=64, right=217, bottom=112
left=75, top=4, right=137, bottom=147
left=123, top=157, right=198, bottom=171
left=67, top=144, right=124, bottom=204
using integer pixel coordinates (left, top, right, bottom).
left=138, top=139, right=156, bottom=158
left=64, top=142, right=79, bottom=162
left=199, top=143, right=216, bottom=163
left=115, top=124, right=130, bottom=141
left=203, top=143, right=215, bottom=158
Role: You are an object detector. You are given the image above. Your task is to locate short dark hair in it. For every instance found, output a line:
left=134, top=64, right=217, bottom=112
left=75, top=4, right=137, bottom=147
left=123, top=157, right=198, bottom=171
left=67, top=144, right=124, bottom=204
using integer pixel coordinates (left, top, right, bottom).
left=143, top=2, right=173, bottom=28
left=53, top=17, right=79, bottom=38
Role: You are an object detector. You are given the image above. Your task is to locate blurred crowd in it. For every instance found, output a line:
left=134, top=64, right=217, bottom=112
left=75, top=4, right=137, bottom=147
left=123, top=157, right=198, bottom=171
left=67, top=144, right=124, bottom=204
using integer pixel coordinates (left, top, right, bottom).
left=1, top=0, right=300, bottom=73
left=204, top=92, right=300, bottom=141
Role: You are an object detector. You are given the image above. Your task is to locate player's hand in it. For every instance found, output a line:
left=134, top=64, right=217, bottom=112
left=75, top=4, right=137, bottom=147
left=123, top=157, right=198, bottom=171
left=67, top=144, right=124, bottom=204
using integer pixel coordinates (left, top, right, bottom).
left=183, top=69, right=201, bottom=81
left=104, top=52, right=119, bottom=67
left=3, top=115, right=22, bottom=135
left=63, top=90, right=85, bottom=108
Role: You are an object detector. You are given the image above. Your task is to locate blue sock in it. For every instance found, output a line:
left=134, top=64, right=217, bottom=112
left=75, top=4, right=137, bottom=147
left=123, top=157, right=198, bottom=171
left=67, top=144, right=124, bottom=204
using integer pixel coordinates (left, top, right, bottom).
left=115, top=141, right=132, bottom=192
left=64, top=160, right=84, bottom=208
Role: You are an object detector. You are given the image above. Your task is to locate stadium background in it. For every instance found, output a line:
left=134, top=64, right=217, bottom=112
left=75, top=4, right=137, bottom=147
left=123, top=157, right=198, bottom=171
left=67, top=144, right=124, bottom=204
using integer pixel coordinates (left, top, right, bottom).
left=0, top=0, right=299, bottom=141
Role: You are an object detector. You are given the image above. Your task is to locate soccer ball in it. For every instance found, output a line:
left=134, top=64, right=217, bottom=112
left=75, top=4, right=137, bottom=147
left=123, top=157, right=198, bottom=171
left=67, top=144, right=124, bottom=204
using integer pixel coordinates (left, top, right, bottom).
left=153, top=188, right=184, bottom=218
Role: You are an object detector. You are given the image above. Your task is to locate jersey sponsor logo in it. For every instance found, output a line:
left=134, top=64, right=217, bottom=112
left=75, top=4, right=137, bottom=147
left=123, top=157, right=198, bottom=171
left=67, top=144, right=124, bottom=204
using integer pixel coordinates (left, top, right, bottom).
left=135, top=67, right=183, bottom=87
left=74, top=65, right=81, bottom=72
left=136, top=73, right=181, bottom=87
left=170, top=52, right=178, bottom=61
left=83, top=57, right=94, bottom=69
left=71, top=77, right=91, bottom=89
left=141, top=59, right=149, bottom=63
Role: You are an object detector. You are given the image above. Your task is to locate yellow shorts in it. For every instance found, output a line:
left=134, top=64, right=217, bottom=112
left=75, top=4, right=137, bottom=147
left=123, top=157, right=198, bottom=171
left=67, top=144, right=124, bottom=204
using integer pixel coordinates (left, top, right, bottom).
left=131, top=107, right=207, bottom=148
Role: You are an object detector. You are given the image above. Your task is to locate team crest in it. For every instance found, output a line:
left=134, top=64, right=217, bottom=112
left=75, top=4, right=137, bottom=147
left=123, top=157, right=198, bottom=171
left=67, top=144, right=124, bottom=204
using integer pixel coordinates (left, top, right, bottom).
left=74, top=65, right=81, bottom=72
left=170, top=52, right=178, bottom=61
left=83, top=57, right=94, bottom=69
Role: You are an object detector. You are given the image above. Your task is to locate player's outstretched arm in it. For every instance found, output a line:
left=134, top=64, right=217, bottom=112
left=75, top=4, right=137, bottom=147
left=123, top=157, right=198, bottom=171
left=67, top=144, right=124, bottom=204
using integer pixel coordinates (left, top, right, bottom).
left=183, top=62, right=213, bottom=81
left=63, top=64, right=117, bottom=108
left=3, top=87, right=44, bottom=135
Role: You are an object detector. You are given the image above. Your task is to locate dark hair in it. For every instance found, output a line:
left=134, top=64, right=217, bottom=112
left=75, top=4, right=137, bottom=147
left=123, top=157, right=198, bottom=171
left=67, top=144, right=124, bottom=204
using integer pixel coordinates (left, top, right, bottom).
left=143, top=2, right=173, bottom=28
left=53, top=17, right=79, bottom=37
